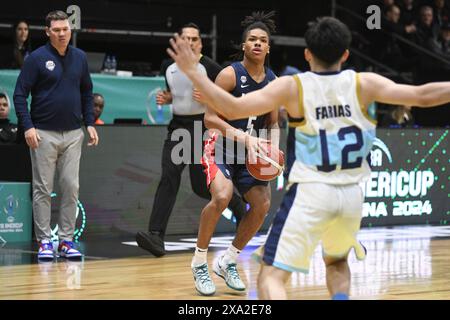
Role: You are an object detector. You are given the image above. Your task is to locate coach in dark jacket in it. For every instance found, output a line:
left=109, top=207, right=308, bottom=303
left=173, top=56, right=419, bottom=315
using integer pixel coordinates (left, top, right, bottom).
left=13, top=11, right=99, bottom=260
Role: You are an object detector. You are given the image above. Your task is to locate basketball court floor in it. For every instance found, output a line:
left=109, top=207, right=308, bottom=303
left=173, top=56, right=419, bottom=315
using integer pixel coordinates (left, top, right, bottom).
left=0, top=225, right=449, bottom=300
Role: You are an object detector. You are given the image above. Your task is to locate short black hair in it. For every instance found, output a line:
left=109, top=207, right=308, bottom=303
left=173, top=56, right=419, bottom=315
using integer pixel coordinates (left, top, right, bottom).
left=304, top=17, right=352, bottom=67
left=93, top=93, right=104, bottom=99
left=0, top=93, right=8, bottom=100
left=45, top=10, right=69, bottom=28
left=178, top=22, right=201, bottom=36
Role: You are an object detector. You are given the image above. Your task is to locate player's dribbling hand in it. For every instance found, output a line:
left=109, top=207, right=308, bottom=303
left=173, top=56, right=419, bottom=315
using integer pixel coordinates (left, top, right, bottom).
left=167, top=34, right=197, bottom=75
left=24, top=128, right=41, bottom=149
left=246, top=135, right=270, bottom=164
left=87, top=126, right=99, bottom=146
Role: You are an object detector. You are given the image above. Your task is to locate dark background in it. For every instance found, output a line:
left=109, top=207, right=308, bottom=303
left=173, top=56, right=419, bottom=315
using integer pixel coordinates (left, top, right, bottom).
left=2, top=0, right=447, bottom=125
left=0, top=0, right=334, bottom=73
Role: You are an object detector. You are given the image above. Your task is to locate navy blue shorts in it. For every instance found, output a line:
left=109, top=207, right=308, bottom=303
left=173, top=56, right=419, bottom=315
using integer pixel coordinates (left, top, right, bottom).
left=216, top=163, right=268, bottom=196
left=202, top=132, right=268, bottom=197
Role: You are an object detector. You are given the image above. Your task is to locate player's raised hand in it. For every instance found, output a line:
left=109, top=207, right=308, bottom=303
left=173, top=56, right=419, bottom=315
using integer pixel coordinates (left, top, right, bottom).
left=167, top=33, right=198, bottom=76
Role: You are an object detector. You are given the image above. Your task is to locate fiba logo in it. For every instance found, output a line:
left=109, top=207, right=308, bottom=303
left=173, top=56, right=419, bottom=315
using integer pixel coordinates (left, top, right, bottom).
left=4, top=195, right=19, bottom=223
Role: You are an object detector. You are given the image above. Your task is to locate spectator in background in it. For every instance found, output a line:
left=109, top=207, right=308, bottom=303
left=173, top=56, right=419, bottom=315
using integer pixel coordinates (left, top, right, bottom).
left=397, top=0, right=419, bottom=62
left=412, top=7, right=450, bottom=127
left=379, top=0, right=395, bottom=10
left=384, top=5, right=403, bottom=32
left=427, top=21, right=450, bottom=58
left=416, top=6, right=440, bottom=46
left=381, top=5, right=418, bottom=70
left=0, top=20, right=32, bottom=69
left=441, top=22, right=450, bottom=56
left=13, top=21, right=32, bottom=69
left=433, top=0, right=450, bottom=27
left=385, top=5, right=418, bottom=36
left=415, top=6, right=444, bottom=77
left=400, top=0, right=418, bottom=27
left=0, top=93, right=18, bottom=144
left=93, top=93, right=105, bottom=125
left=13, top=11, right=99, bottom=261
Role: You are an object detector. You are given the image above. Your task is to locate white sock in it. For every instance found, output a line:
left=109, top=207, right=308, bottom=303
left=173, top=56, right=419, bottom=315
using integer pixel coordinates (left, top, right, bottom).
left=192, top=247, right=208, bottom=267
left=221, top=245, right=241, bottom=265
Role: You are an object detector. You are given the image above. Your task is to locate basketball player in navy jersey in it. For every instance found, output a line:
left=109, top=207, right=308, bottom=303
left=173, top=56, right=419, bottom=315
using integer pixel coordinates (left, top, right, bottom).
left=189, top=11, right=280, bottom=296
left=135, top=23, right=247, bottom=258
left=168, top=17, right=450, bottom=300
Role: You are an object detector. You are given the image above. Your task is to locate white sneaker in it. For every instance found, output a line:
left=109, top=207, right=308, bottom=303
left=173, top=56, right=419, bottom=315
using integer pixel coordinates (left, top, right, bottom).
left=213, top=256, right=246, bottom=291
left=192, top=263, right=216, bottom=296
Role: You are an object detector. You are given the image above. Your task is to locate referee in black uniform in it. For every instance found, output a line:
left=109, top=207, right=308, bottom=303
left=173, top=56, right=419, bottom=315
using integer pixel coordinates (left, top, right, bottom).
left=136, top=23, right=246, bottom=257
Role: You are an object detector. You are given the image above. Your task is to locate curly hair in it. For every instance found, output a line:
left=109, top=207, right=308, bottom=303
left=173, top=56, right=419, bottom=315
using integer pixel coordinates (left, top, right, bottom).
left=229, top=11, right=277, bottom=62
left=241, top=10, right=276, bottom=43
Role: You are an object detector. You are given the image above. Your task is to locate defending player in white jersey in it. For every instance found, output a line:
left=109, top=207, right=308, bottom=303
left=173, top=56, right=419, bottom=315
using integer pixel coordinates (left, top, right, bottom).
left=167, top=17, right=450, bottom=300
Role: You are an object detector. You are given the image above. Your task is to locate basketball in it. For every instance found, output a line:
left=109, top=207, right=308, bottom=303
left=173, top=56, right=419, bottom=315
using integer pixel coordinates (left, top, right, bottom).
left=246, top=142, right=285, bottom=181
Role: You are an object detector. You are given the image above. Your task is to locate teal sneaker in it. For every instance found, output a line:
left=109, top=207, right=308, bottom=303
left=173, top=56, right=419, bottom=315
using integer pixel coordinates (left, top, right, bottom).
left=192, top=263, right=216, bottom=296
left=213, top=256, right=246, bottom=291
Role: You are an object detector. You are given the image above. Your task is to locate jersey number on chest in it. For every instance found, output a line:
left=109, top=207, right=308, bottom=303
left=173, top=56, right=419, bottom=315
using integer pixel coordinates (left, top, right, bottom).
left=246, top=116, right=258, bottom=135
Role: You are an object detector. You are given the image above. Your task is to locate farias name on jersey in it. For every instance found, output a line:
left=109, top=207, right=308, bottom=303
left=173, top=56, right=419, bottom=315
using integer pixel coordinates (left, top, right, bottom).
left=315, top=104, right=352, bottom=120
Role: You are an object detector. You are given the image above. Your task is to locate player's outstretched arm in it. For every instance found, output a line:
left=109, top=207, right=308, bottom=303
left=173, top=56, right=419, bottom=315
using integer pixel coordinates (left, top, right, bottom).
left=167, top=33, right=290, bottom=120
left=360, top=72, right=450, bottom=108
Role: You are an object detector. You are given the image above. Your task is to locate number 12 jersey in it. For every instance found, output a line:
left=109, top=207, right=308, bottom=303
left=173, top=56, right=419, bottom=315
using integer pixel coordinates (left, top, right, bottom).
left=289, top=70, right=377, bottom=185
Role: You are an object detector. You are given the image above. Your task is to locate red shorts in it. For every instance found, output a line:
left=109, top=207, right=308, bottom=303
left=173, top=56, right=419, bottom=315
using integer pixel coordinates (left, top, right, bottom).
left=201, top=132, right=219, bottom=188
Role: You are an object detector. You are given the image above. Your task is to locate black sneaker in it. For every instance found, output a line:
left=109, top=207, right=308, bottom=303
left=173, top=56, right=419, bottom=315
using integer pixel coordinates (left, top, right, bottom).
left=135, top=231, right=166, bottom=257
